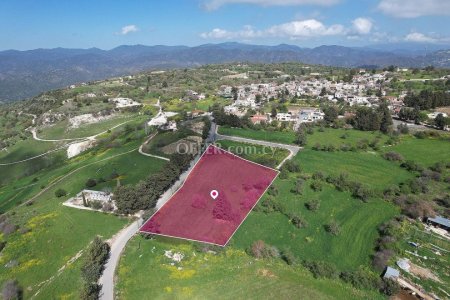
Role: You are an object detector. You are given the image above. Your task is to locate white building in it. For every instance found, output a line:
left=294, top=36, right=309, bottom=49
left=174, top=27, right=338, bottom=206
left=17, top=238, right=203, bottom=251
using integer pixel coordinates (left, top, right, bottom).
left=299, top=109, right=325, bottom=123
left=276, top=113, right=293, bottom=122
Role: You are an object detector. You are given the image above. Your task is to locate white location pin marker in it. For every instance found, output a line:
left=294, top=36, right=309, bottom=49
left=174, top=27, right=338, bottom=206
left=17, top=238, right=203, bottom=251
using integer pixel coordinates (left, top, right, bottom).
left=210, top=190, right=219, bottom=200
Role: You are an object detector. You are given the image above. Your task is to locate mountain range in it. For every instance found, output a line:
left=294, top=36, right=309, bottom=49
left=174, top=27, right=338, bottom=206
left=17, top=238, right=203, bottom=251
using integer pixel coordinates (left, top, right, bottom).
left=1, top=42, right=450, bottom=102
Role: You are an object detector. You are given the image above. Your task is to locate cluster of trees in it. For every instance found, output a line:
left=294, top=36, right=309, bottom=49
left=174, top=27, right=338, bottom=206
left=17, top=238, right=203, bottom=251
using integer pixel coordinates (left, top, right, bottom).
left=80, top=236, right=110, bottom=300
left=114, top=153, right=192, bottom=214
left=324, top=172, right=374, bottom=202
left=404, top=90, right=450, bottom=110
left=352, top=102, right=392, bottom=133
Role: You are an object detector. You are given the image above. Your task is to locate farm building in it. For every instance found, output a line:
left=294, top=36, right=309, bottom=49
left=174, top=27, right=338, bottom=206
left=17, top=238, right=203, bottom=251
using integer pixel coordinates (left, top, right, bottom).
left=383, top=266, right=400, bottom=279
left=426, top=216, right=450, bottom=232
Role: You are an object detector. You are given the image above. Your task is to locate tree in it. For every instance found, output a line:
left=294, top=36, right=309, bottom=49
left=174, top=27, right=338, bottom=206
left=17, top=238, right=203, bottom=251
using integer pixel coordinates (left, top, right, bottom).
left=354, top=107, right=381, bottom=131
left=320, top=87, right=327, bottom=96
left=295, top=125, right=307, bottom=146
left=85, top=178, right=97, bottom=188
left=325, top=220, right=341, bottom=235
left=323, top=106, right=339, bottom=124
left=435, top=113, right=447, bottom=129
left=231, top=86, right=238, bottom=100
left=2, top=280, right=22, bottom=300
left=54, top=188, right=67, bottom=198
left=377, top=101, right=393, bottom=133
left=81, top=236, right=110, bottom=284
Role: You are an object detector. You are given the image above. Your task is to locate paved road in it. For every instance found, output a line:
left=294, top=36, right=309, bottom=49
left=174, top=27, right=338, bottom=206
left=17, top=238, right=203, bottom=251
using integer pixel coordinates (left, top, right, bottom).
left=215, top=126, right=301, bottom=169
left=99, top=218, right=143, bottom=300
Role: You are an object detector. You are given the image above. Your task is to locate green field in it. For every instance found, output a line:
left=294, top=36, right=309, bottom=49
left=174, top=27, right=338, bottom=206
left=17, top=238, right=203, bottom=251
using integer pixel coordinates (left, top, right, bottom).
left=116, top=236, right=384, bottom=300
left=233, top=180, right=398, bottom=270
left=0, top=136, right=167, bottom=299
left=216, top=140, right=289, bottom=168
left=296, top=149, right=413, bottom=191
left=0, top=138, right=67, bottom=186
left=219, top=126, right=296, bottom=144
left=386, top=136, right=450, bottom=166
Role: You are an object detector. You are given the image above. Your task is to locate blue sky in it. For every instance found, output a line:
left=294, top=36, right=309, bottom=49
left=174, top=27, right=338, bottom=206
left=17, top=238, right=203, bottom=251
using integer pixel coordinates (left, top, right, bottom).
left=1, top=0, right=449, bottom=50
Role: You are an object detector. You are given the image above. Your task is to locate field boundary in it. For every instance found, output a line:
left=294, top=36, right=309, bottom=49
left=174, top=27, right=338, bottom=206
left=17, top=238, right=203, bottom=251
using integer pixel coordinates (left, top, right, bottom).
left=139, top=144, right=279, bottom=246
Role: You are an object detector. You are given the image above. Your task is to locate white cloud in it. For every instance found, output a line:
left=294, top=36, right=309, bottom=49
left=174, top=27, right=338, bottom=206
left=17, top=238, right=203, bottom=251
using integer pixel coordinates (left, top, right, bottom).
left=266, top=19, right=345, bottom=38
left=404, top=32, right=437, bottom=43
left=200, top=26, right=261, bottom=39
left=351, top=18, right=373, bottom=35
left=120, top=25, right=139, bottom=35
left=200, top=18, right=376, bottom=40
left=200, top=19, right=346, bottom=40
left=378, top=0, right=450, bottom=18
left=202, top=0, right=339, bottom=11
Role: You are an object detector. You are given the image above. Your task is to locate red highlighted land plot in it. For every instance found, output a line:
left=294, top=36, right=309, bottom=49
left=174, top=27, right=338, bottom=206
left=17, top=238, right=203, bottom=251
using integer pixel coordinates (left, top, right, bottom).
left=140, top=144, right=279, bottom=246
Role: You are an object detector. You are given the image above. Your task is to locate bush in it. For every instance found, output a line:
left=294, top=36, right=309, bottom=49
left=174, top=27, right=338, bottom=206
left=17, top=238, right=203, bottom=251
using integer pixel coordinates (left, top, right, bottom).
left=340, top=269, right=380, bottom=290
left=383, top=152, right=404, bottom=162
left=325, top=220, right=341, bottom=235
left=310, top=180, right=323, bottom=192
left=281, top=249, right=296, bottom=265
left=249, top=240, right=279, bottom=259
left=54, top=188, right=67, bottom=198
left=305, top=199, right=321, bottom=211
left=380, top=278, right=400, bottom=296
left=303, top=260, right=339, bottom=279
left=289, top=214, right=308, bottom=228
left=283, top=160, right=301, bottom=173
left=85, top=178, right=97, bottom=188
left=351, top=184, right=373, bottom=202
left=312, top=171, right=325, bottom=181
left=400, top=160, right=424, bottom=172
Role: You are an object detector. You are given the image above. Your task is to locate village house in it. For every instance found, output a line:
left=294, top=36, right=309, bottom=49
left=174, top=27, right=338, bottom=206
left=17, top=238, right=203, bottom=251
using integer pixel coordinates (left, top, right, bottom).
left=299, top=109, right=325, bottom=123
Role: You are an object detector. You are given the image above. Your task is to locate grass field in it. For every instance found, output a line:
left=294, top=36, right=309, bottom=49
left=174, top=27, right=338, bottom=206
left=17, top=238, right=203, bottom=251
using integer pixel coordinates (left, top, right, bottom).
left=116, top=236, right=384, bottom=300
left=218, top=126, right=390, bottom=150
left=233, top=180, right=399, bottom=271
left=219, top=126, right=296, bottom=144
left=385, top=136, right=450, bottom=166
left=0, top=138, right=67, bottom=186
left=216, top=140, right=289, bottom=168
left=0, top=135, right=167, bottom=299
left=296, top=149, right=413, bottom=191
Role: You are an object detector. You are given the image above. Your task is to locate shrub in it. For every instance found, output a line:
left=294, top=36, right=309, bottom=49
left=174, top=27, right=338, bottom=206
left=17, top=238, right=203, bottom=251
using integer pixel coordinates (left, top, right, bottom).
left=400, top=160, right=424, bottom=172
left=312, top=143, right=322, bottom=150
left=85, top=178, right=97, bottom=188
left=372, top=249, right=395, bottom=271
left=289, top=214, right=308, bottom=228
left=325, top=220, right=341, bottom=235
left=380, top=278, right=400, bottom=296
left=312, top=171, right=325, bottom=181
left=283, top=160, right=301, bottom=173
left=340, top=270, right=380, bottom=290
left=351, top=184, right=373, bottom=202
left=292, top=178, right=304, bottom=195
left=54, top=188, right=67, bottom=198
left=310, top=180, right=323, bottom=192
left=383, top=185, right=400, bottom=199
left=383, top=152, right=404, bottom=162
left=249, top=240, right=279, bottom=259
left=305, top=199, right=321, bottom=211
left=303, top=260, right=339, bottom=279
left=281, top=249, right=296, bottom=265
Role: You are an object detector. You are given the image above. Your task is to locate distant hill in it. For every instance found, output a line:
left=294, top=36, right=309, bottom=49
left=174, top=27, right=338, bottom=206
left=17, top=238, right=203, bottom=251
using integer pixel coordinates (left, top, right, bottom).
left=1, top=42, right=449, bottom=102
